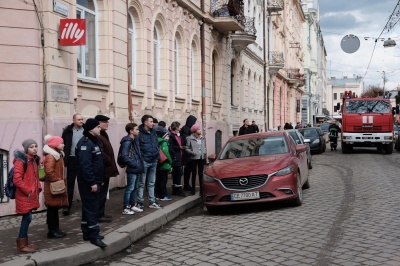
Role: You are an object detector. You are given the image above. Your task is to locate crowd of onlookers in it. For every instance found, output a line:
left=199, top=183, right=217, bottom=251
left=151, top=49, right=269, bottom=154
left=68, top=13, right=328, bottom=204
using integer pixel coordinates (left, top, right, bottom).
left=12, top=114, right=206, bottom=251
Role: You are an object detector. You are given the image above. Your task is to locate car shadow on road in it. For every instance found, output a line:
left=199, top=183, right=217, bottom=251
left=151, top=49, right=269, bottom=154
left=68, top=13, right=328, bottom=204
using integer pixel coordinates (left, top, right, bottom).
left=202, top=200, right=298, bottom=216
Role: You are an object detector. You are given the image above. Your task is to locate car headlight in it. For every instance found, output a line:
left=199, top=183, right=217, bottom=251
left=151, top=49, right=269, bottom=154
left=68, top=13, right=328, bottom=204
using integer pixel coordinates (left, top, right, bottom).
left=312, top=138, right=320, bottom=144
left=274, top=165, right=294, bottom=176
left=203, top=174, right=216, bottom=183
left=384, top=136, right=393, bottom=140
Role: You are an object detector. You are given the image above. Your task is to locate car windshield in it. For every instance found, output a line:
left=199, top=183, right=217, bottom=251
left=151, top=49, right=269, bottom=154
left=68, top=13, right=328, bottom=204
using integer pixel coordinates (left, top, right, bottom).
left=288, top=132, right=301, bottom=144
left=345, top=100, right=390, bottom=114
left=219, top=136, right=289, bottom=159
left=319, top=124, right=330, bottom=131
left=300, top=129, right=318, bottom=138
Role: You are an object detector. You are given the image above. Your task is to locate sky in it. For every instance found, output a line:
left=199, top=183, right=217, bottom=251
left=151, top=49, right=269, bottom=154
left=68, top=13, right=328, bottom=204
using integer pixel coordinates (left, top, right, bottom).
left=319, top=0, right=400, bottom=91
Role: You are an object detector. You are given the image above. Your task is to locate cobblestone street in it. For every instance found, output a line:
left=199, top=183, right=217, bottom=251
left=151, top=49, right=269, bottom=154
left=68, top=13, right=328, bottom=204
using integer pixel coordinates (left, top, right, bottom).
left=92, top=146, right=400, bottom=266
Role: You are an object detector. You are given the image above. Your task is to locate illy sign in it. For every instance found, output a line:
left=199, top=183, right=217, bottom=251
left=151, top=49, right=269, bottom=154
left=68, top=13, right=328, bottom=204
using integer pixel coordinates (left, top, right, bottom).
left=59, top=19, right=86, bottom=46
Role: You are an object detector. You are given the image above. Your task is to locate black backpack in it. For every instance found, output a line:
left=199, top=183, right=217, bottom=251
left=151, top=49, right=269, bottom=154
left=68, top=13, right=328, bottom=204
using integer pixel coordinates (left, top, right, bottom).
left=5, top=162, right=27, bottom=199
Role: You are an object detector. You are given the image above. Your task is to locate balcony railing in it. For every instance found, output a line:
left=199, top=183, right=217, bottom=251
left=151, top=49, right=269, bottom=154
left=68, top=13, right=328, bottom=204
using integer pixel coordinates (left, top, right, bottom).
left=211, top=0, right=245, bottom=32
left=230, top=17, right=257, bottom=52
left=287, top=68, right=300, bottom=79
left=267, top=0, right=284, bottom=12
left=242, top=17, right=256, bottom=35
left=268, top=51, right=284, bottom=66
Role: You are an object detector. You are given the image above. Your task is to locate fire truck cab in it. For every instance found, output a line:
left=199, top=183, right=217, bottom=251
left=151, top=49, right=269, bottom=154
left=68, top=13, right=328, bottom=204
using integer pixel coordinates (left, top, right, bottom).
left=340, top=90, right=394, bottom=154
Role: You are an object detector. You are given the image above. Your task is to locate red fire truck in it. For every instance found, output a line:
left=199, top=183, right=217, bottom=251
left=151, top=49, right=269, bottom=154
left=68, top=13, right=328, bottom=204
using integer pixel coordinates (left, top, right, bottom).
left=339, top=90, right=394, bottom=154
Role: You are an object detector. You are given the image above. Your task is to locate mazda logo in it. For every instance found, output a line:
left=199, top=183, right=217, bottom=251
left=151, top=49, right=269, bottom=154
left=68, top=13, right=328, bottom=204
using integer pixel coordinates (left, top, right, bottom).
left=239, top=178, right=248, bottom=185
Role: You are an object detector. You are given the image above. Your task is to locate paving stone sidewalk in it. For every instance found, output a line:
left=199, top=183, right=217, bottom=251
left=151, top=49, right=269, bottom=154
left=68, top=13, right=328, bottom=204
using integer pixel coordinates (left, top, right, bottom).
left=0, top=178, right=202, bottom=266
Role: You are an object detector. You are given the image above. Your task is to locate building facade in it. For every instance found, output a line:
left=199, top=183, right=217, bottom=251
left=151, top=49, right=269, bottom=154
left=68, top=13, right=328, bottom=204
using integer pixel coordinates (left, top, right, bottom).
left=329, top=76, right=365, bottom=116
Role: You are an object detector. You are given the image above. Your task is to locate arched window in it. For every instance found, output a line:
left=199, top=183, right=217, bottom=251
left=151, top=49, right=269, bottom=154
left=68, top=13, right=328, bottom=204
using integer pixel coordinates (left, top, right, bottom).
left=77, top=0, right=97, bottom=79
left=174, top=35, right=180, bottom=96
left=191, top=41, right=196, bottom=99
left=212, top=52, right=216, bottom=103
left=153, top=26, right=160, bottom=92
left=128, top=12, right=136, bottom=87
left=230, top=60, right=236, bottom=106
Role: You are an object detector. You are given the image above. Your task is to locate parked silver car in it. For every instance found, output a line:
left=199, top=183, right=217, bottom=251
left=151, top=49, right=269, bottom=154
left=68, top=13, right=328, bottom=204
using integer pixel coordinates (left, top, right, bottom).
left=286, top=129, right=312, bottom=169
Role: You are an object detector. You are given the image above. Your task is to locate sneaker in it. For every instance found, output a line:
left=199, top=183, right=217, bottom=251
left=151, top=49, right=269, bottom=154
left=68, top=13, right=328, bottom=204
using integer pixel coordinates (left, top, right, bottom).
left=160, top=196, right=172, bottom=201
left=149, top=202, right=163, bottom=209
left=122, top=206, right=135, bottom=215
left=131, top=205, right=143, bottom=212
left=135, top=202, right=144, bottom=210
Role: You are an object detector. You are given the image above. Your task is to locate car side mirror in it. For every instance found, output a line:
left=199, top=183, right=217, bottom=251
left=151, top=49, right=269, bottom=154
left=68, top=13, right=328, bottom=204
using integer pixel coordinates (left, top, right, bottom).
left=296, top=144, right=307, bottom=154
left=304, top=138, right=311, bottom=143
left=208, top=154, right=216, bottom=163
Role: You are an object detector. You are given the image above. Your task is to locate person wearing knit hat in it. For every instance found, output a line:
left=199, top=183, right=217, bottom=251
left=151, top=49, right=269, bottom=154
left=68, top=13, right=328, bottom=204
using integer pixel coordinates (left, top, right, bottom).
left=42, top=135, right=68, bottom=239
left=75, top=118, right=107, bottom=248
left=22, top=139, right=38, bottom=153
left=83, top=118, right=100, bottom=133
left=190, top=124, right=201, bottom=134
left=185, top=123, right=207, bottom=196
left=14, top=138, right=41, bottom=253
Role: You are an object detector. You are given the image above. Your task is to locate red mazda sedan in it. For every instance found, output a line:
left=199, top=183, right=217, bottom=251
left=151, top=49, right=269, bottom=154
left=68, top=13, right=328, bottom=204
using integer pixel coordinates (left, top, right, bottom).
left=203, top=131, right=310, bottom=213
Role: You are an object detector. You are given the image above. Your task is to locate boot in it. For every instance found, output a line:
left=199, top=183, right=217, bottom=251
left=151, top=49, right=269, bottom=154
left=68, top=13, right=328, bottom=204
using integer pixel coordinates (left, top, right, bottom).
left=172, top=186, right=186, bottom=197
left=26, top=236, right=38, bottom=251
left=16, top=238, right=37, bottom=253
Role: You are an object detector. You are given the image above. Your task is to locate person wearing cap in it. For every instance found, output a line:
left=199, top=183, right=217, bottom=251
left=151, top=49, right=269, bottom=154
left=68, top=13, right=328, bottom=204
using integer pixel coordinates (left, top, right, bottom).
left=61, top=113, right=84, bottom=216
left=137, top=114, right=163, bottom=210
left=42, top=136, right=68, bottom=239
left=185, top=124, right=207, bottom=196
left=94, top=114, right=119, bottom=223
left=13, top=139, right=42, bottom=253
left=75, top=118, right=107, bottom=248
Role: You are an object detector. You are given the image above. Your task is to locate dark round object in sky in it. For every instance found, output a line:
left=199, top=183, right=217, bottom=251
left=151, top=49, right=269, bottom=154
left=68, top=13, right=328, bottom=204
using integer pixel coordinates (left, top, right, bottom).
left=341, top=34, right=360, bottom=53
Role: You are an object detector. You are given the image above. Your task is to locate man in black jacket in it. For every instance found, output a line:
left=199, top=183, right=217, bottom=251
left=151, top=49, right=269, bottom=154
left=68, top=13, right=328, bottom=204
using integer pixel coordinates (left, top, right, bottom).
left=75, top=118, right=107, bottom=248
left=61, top=113, right=84, bottom=215
left=169, top=121, right=186, bottom=197
left=239, top=119, right=253, bottom=135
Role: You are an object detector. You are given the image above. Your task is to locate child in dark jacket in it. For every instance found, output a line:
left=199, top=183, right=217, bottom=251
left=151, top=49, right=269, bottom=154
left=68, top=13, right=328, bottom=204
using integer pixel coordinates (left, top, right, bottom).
left=14, top=139, right=42, bottom=253
left=155, top=130, right=173, bottom=201
left=120, top=123, right=144, bottom=215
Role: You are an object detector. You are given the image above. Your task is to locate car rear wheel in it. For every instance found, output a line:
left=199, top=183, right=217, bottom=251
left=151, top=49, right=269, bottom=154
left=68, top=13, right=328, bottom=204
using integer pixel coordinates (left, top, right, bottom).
left=292, top=172, right=303, bottom=207
left=307, top=157, right=312, bottom=169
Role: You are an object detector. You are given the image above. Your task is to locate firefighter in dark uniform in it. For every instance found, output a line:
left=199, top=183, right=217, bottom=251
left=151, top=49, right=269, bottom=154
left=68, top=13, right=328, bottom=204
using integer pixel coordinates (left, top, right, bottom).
left=75, top=118, right=107, bottom=248
left=328, top=119, right=341, bottom=151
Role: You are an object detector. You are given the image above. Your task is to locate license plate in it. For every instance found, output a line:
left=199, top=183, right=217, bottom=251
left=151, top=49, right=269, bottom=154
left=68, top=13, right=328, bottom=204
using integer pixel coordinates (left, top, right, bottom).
left=230, top=191, right=260, bottom=201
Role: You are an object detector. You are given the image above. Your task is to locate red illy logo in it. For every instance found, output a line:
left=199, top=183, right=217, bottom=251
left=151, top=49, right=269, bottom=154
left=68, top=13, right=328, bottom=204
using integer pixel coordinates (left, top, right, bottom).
left=59, top=19, right=86, bottom=46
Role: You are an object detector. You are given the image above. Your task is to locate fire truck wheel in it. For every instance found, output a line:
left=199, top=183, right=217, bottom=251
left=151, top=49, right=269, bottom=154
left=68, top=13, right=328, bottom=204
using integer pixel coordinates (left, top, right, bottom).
left=342, top=142, right=349, bottom=153
left=384, top=143, right=393, bottom=154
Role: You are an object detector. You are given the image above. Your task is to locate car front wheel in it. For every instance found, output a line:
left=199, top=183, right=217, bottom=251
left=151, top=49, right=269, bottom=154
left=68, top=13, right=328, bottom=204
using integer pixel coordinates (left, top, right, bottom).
left=292, top=172, right=303, bottom=207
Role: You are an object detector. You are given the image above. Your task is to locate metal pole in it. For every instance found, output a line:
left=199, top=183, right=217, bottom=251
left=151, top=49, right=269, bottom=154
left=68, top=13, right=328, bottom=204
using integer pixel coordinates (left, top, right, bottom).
left=201, top=0, right=206, bottom=136
left=263, top=0, right=268, bottom=131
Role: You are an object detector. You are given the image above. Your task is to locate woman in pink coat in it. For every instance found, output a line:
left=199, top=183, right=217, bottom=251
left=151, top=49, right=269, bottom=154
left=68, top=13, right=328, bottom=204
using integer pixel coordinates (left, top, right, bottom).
left=13, top=139, right=42, bottom=253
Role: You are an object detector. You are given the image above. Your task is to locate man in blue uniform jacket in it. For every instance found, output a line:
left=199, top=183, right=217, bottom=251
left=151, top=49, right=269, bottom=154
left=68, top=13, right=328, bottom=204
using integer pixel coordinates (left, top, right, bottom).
left=75, top=118, right=107, bottom=248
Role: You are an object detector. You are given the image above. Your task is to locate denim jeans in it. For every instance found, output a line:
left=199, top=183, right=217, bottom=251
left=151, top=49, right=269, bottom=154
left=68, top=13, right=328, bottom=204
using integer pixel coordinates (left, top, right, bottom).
left=137, top=161, right=157, bottom=204
left=18, top=211, right=32, bottom=238
left=123, top=173, right=140, bottom=207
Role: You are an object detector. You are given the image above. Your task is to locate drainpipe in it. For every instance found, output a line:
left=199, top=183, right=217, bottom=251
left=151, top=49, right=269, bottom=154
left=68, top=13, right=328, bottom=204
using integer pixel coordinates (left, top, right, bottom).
left=127, top=0, right=133, bottom=122
left=201, top=0, right=206, bottom=136
left=33, top=0, right=47, bottom=140
left=263, top=0, right=268, bottom=131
